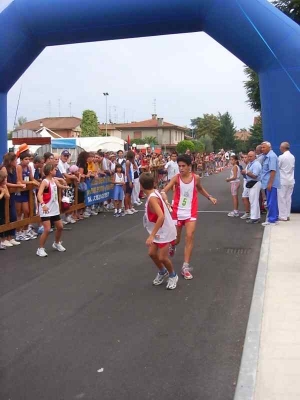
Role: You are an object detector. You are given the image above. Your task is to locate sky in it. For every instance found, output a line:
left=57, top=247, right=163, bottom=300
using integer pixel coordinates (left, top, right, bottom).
left=7, top=31, right=256, bottom=131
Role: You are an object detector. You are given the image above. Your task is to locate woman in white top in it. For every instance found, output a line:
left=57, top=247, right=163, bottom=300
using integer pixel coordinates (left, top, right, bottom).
left=226, top=155, right=241, bottom=217
left=36, top=163, right=69, bottom=257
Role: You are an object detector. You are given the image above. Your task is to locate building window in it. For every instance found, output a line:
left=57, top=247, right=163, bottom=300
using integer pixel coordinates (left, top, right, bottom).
left=134, top=131, right=142, bottom=139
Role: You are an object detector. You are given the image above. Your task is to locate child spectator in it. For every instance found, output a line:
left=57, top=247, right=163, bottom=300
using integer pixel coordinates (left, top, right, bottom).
left=15, top=151, right=39, bottom=240
left=226, top=155, right=241, bottom=217
left=0, top=170, right=10, bottom=250
left=112, top=163, right=125, bottom=217
left=139, top=172, right=178, bottom=290
left=36, top=163, right=69, bottom=257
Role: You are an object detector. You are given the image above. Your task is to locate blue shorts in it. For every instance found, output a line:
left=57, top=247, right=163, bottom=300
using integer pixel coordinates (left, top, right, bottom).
left=114, top=185, right=124, bottom=201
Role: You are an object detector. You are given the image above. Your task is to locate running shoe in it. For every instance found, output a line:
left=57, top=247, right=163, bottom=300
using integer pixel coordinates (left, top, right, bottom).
left=36, top=248, right=48, bottom=257
left=2, top=240, right=13, bottom=247
left=16, top=233, right=30, bottom=241
left=246, top=219, right=260, bottom=224
left=166, top=274, right=178, bottom=290
left=153, top=271, right=169, bottom=286
left=130, top=208, right=138, bottom=213
left=125, top=209, right=134, bottom=215
left=52, top=242, right=66, bottom=252
left=10, top=239, right=21, bottom=246
left=181, top=267, right=193, bottom=280
left=168, top=244, right=176, bottom=257
left=0, top=243, right=6, bottom=250
left=261, top=221, right=279, bottom=227
left=37, top=226, right=44, bottom=235
left=227, top=211, right=239, bottom=217
left=240, top=213, right=250, bottom=220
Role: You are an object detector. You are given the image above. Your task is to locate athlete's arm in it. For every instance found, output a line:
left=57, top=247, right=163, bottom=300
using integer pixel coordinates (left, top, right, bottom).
left=195, top=175, right=217, bottom=204
left=146, top=197, right=165, bottom=246
left=160, top=176, right=177, bottom=205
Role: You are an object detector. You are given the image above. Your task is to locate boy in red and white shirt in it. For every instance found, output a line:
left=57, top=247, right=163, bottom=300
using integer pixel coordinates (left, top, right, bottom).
left=161, top=154, right=217, bottom=279
left=140, top=172, right=178, bottom=290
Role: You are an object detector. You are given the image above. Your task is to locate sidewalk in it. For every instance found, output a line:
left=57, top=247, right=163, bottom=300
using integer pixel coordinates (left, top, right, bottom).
left=234, top=214, right=300, bottom=400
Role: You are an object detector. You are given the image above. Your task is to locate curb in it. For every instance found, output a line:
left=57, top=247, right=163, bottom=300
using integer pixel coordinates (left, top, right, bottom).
left=233, top=226, right=271, bottom=400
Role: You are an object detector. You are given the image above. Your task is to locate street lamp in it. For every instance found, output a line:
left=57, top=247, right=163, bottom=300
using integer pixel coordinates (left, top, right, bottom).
left=103, top=92, right=109, bottom=136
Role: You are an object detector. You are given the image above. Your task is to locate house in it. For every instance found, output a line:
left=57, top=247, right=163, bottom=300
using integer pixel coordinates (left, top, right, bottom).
left=99, top=114, right=187, bottom=151
left=234, top=129, right=251, bottom=142
left=14, top=117, right=82, bottom=138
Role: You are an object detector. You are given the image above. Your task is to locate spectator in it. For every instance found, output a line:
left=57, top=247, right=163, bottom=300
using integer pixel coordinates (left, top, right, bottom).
left=124, top=150, right=137, bottom=215
left=244, top=151, right=262, bottom=224
left=76, top=151, right=91, bottom=219
left=1, top=152, right=25, bottom=246
left=278, top=142, right=295, bottom=221
left=226, top=155, right=241, bottom=217
left=58, top=150, right=72, bottom=178
left=0, top=170, right=10, bottom=249
left=132, top=152, right=142, bottom=207
left=260, top=141, right=281, bottom=226
left=15, top=151, right=39, bottom=240
left=164, top=151, right=179, bottom=182
left=240, top=153, right=251, bottom=220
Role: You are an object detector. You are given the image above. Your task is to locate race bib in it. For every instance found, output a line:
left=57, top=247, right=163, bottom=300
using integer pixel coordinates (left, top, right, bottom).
left=179, top=194, right=191, bottom=209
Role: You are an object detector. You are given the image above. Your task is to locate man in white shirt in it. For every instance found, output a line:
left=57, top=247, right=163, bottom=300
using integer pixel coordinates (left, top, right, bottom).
left=58, top=150, right=71, bottom=175
left=278, top=142, right=295, bottom=221
left=164, top=152, right=179, bottom=181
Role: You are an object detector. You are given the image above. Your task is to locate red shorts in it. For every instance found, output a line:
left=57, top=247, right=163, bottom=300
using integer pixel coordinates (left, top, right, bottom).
left=154, top=242, right=169, bottom=248
left=174, top=218, right=197, bottom=227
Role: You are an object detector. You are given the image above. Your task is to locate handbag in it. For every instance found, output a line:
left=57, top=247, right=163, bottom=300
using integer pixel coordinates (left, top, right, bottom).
left=61, top=195, right=71, bottom=211
left=78, top=181, right=88, bottom=192
left=246, top=180, right=258, bottom=189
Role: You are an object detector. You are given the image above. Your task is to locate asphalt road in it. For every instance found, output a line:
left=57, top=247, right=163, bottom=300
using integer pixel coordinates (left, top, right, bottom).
left=0, top=170, right=264, bottom=400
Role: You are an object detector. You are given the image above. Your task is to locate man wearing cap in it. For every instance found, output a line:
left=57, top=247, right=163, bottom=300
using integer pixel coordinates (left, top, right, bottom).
left=58, top=150, right=71, bottom=175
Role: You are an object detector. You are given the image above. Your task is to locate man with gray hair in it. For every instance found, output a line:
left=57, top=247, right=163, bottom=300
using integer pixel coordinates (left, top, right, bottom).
left=278, top=142, right=295, bottom=221
left=260, top=141, right=280, bottom=226
left=243, top=151, right=262, bottom=224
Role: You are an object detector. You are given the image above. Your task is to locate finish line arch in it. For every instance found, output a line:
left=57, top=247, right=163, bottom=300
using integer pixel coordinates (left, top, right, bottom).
left=1, top=0, right=300, bottom=210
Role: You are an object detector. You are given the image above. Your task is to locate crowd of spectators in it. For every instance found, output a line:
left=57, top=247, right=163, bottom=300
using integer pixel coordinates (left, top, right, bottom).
left=226, top=141, right=295, bottom=226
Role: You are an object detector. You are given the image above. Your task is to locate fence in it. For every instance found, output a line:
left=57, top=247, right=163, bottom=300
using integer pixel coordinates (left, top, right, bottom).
left=0, top=179, right=85, bottom=234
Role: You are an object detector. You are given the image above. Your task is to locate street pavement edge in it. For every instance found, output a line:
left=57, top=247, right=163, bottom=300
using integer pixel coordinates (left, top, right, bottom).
left=233, top=225, right=271, bottom=400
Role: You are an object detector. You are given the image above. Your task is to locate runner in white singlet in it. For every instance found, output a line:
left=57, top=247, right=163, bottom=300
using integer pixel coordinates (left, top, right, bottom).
left=36, top=163, right=69, bottom=257
left=139, top=172, right=178, bottom=290
left=160, top=154, right=217, bottom=280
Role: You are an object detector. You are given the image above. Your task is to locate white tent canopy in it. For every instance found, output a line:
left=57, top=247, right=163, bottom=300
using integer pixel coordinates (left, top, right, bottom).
left=76, top=136, right=124, bottom=152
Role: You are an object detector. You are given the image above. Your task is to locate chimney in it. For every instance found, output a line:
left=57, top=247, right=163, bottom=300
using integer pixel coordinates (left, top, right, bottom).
left=157, top=118, right=164, bottom=126
left=40, top=121, right=44, bottom=127
left=152, top=114, right=157, bottom=120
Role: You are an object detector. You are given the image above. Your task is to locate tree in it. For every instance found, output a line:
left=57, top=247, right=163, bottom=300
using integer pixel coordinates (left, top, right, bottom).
left=214, top=112, right=236, bottom=151
left=191, top=140, right=205, bottom=153
left=273, top=0, right=300, bottom=23
left=247, top=116, right=263, bottom=150
left=176, top=140, right=195, bottom=154
left=199, top=135, right=214, bottom=153
left=244, top=67, right=261, bottom=113
left=191, top=114, right=221, bottom=140
left=81, top=110, right=99, bottom=137
left=143, top=136, right=158, bottom=146
left=17, top=116, right=27, bottom=127
left=7, top=130, right=13, bottom=140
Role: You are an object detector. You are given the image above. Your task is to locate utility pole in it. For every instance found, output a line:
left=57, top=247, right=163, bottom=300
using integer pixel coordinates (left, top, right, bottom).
left=103, top=93, right=109, bottom=136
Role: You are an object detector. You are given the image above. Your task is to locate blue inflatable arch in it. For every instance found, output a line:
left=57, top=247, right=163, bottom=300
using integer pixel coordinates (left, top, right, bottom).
left=1, top=0, right=300, bottom=210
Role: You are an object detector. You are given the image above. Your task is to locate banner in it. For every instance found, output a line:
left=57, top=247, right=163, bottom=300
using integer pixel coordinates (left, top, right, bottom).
left=84, top=176, right=114, bottom=206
